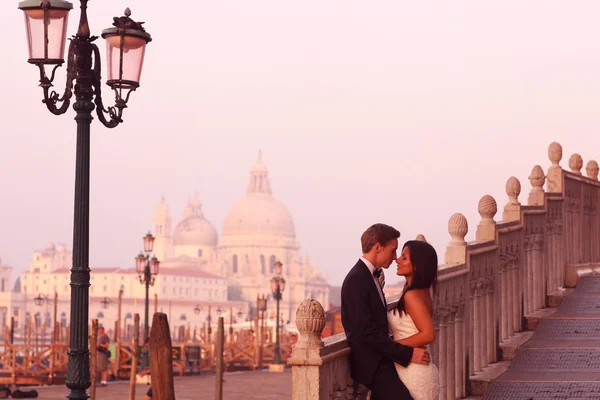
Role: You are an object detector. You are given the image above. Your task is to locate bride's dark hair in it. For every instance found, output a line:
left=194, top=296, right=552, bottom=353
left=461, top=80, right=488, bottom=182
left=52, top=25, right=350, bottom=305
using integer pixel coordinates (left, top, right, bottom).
left=394, top=240, right=438, bottom=315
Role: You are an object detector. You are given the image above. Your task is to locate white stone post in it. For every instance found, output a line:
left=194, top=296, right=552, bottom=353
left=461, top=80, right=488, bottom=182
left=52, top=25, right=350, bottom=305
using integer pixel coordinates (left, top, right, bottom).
left=500, top=256, right=509, bottom=340
left=513, top=255, right=521, bottom=332
left=445, top=214, right=468, bottom=265
left=503, top=177, right=522, bottom=222
left=528, top=165, right=546, bottom=207
left=546, top=142, right=563, bottom=193
left=288, top=299, right=325, bottom=400
left=523, top=236, right=533, bottom=315
left=476, top=195, right=497, bottom=242
left=569, top=153, right=583, bottom=175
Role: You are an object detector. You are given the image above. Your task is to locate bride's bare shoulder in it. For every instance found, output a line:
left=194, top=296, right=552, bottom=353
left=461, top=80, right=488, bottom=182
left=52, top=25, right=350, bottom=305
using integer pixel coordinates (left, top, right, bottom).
left=404, top=289, right=433, bottom=311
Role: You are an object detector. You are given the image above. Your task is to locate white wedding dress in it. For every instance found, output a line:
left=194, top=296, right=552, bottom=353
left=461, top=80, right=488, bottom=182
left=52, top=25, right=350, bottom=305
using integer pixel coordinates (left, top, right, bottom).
left=388, top=309, right=440, bottom=400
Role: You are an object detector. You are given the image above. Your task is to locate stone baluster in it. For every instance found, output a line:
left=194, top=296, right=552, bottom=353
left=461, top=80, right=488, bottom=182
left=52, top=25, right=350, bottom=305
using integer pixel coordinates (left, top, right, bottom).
left=471, top=280, right=481, bottom=373
left=446, top=308, right=456, bottom=400
left=438, top=310, right=448, bottom=400
left=528, top=165, right=546, bottom=207
left=455, top=304, right=465, bottom=398
left=523, top=236, right=533, bottom=315
left=478, top=280, right=488, bottom=370
left=445, top=214, right=468, bottom=265
left=499, top=255, right=509, bottom=340
left=533, top=234, right=545, bottom=310
left=512, top=252, right=522, bottom=332
left=546, top=142, right=563, bottom=193
left=486, top=279, right=496, bottom=364
left=288, top=299, right=325, bottom=400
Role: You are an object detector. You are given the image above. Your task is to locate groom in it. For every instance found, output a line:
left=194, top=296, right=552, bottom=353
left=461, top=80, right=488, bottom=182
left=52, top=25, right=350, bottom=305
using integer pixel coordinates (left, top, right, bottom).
left=341, top=223, right=430, bottom=400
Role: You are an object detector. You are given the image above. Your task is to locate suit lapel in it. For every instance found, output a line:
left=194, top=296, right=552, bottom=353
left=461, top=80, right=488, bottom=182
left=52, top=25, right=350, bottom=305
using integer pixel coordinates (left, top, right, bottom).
left=357, top=259, right=387, bottom=311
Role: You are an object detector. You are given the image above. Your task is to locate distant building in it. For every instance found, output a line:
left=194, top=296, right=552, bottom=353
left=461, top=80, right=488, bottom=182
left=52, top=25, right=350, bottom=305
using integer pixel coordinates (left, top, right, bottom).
left=0, top=152, right=330, bottom=334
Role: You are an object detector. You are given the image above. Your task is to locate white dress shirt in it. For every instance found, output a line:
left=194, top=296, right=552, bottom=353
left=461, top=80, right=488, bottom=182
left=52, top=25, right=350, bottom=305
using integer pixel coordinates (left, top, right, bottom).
left=361, top=257, right=386, bottom=307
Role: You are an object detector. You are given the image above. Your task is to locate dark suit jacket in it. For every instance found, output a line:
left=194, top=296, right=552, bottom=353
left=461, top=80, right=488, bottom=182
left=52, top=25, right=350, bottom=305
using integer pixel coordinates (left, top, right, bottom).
left=341, top=259, right=413, bottom=386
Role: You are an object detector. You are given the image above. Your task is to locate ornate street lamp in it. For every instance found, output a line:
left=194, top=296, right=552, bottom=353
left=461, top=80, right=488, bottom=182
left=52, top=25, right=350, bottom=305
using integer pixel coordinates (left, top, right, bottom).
left=194, top=305, right=203, bottom=315
left=216, top=307, right=222, bottom=316
left=100, top=297, right=111, bottom=309
left=17, top=1, right=151, bottom=399
left=34, top=293, right=48, bottom=307
left=135, top=232, right=159, bottom=343
left=270, top=261, right=285, bottom=365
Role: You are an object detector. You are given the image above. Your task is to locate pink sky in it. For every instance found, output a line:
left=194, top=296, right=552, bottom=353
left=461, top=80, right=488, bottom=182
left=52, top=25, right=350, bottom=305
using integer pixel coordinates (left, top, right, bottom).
left=0, top=1, right=599, bottom=286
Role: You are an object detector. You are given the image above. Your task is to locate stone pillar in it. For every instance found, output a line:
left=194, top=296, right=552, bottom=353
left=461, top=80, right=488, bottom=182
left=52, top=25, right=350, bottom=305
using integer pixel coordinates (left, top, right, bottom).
left=446, top=310, right=456, bottom=400
left=528, top=165, right=546, bottom=206
left=288, top=299, right=325, bottom=400
left=476, top=195, right=497, bottom=241
left=446, top=214, right=468, bottom=265
left=503, top=177, right=522, bottom=222
left=546, top=142, right=563, bottom=193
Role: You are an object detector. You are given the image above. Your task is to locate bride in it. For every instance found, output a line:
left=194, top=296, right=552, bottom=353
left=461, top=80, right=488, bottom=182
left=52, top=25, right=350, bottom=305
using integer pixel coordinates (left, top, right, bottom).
left=387, top=240, right=440, bottom=400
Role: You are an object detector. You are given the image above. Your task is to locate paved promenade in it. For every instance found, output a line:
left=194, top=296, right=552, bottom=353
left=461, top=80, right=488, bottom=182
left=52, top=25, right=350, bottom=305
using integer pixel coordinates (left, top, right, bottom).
left=27, top=369, right=291, bottom=399
left=485, top=275, right=600, bottom=399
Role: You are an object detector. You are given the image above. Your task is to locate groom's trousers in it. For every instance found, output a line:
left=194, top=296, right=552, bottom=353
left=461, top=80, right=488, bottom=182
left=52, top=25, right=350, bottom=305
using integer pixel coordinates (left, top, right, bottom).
left=368, top=359, right=414, bottom=400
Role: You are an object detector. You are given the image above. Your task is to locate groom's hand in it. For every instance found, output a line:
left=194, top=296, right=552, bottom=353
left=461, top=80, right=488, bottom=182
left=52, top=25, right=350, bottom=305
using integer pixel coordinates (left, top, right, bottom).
left=411, top=347, right=431, bottom=365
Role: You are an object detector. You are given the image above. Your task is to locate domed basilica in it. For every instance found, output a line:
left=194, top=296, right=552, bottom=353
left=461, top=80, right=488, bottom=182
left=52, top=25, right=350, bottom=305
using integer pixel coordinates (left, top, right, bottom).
left=151, top=152, right=330, bottom=324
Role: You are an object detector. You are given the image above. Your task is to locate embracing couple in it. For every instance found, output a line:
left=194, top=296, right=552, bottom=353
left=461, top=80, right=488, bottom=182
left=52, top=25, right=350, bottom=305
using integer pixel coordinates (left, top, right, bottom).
left=341, top=223, right=440, bottom=400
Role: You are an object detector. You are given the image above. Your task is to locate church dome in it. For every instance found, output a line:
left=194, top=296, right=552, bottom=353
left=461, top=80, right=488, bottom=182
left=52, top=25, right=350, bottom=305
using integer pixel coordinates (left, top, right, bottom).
left=222, top=152, right=296, bottom=238
left=173, top=194, right=218, bottom=246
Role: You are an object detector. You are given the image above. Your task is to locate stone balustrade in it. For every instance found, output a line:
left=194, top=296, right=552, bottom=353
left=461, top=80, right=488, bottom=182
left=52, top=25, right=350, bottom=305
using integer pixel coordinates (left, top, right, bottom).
left=289, top=142, right=600, bottom=400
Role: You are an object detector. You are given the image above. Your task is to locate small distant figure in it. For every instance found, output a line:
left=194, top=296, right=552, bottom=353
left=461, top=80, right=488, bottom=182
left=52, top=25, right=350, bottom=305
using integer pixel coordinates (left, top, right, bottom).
left=96, top=326, right=111, bottom=386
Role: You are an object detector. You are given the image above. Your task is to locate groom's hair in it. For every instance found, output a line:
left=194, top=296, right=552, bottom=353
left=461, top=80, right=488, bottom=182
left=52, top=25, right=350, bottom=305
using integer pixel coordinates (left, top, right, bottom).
left=361, top=223, right=400, bottom=253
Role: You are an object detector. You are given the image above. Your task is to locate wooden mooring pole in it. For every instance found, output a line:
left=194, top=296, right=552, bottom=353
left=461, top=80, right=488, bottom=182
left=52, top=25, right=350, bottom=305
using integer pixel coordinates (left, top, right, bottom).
left=215, top=316, right=225, bottom=400
left=129, top=314, right=140, bottom=400
left=90, top=319, right=98, bottom=400
left=150, top=313, right=175, bottom=400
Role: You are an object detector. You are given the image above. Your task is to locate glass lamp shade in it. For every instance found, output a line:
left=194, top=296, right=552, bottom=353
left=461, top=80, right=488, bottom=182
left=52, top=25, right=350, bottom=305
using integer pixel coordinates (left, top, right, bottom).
left=280, top=278, right=286, bottom=293
left=271, top=277, right=278, bottom=293
left=18, top=0, right=73, bottom=64
left=149, top=256, right=159, bottom=276
left=101, top=27, right=151, bottom=89
left=135, top=252, right=146, bottom=273
left=33, top=295, right=44, bottom=306
left=194, top=305, right=202, bottom=315
left=143, top=232, right=154, bottom=252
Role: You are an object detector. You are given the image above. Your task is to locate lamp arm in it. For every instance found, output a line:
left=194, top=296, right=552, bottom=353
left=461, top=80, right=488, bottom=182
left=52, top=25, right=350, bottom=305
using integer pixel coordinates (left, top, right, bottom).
left=39, top=39, right=76, bottom=116
left=91, top=43, right=129, bottom=129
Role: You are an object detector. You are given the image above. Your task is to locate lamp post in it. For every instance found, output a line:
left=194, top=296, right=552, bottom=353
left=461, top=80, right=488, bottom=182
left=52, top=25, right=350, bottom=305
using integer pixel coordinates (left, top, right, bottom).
left=270, top=261, right=286, bottom=365
left=135, top=232, right=160, bottom=343
left=194, top=305, right=203, bottom=315
left=17, top=1, right=152, bottom=398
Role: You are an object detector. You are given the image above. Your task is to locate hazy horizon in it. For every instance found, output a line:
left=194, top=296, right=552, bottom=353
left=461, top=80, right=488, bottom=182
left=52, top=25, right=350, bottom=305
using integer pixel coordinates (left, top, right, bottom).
left=1, top=1, right=599, bottom=288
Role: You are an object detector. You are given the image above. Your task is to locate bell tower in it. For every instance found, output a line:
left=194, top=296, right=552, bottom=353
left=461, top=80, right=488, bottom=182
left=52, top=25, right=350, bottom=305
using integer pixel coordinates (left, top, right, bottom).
left=153, top=197, right=172, bottom=260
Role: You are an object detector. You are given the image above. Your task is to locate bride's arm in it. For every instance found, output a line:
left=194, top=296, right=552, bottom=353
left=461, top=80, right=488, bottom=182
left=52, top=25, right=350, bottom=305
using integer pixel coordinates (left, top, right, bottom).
left=395, top=290, right=435, bottom=348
